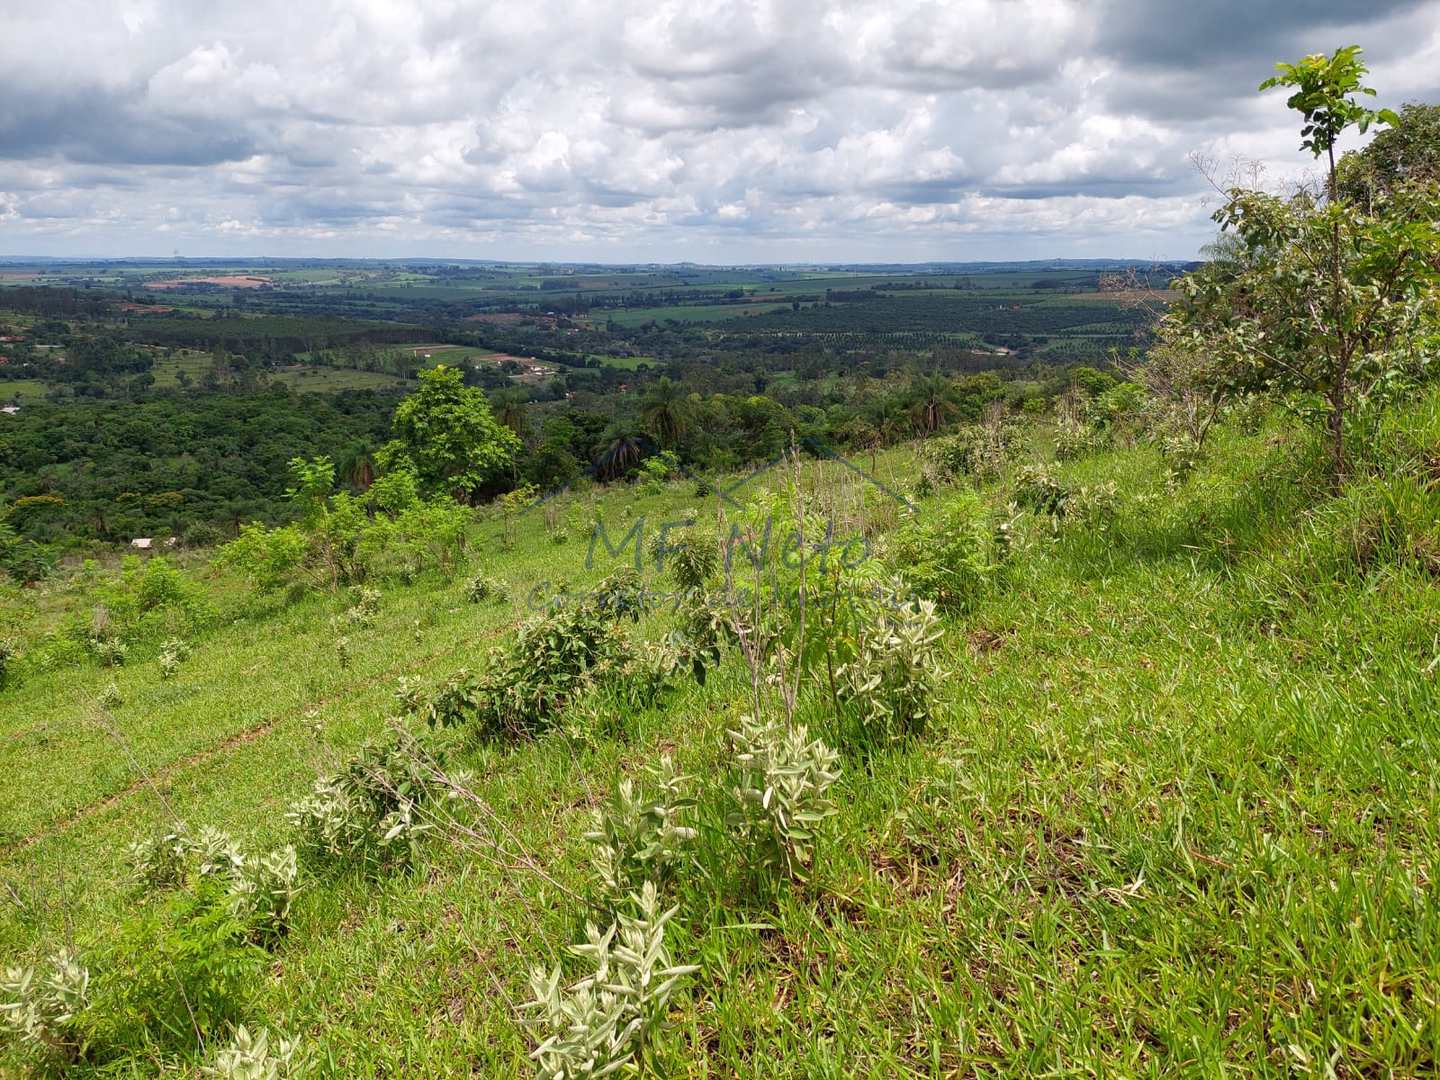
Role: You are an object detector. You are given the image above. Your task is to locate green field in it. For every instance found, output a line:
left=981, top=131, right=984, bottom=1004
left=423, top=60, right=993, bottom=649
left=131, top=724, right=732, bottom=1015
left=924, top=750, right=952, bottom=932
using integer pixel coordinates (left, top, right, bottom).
left=0, top=379, right=50, bottom=404
left=607, top=300, right=800, bottom=327
left=3, top=390, right=1439, bottom=1075
left=267, top=366, right=411, bottom=391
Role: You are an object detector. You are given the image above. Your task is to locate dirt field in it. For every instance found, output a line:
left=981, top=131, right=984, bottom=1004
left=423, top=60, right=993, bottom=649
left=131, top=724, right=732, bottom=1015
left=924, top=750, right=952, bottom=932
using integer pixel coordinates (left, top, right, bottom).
left=144, top=275, right=274, bottom=290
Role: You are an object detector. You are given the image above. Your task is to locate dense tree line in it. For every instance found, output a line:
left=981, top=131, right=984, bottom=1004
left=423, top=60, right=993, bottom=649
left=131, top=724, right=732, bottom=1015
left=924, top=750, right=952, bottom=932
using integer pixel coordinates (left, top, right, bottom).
left=0, top=389, right=398, bottom=547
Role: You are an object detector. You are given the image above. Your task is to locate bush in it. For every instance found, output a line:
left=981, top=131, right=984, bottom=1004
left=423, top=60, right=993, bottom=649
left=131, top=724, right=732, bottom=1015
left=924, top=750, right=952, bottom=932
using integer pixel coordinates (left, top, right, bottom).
left=127, top=825, right=298, bottom=944
left=1013, top=464, right=1071, bottom=518
left=887, top=492, right=993, bottom=612
left=1065, top=481, right=1122, bottom=534
left=0, top=948, right=91, bottom=1065
left=474, top=604, right=634, bottom=739
left=158, top=638, right=190, bottom=679
left=1159, top=432, right=1204, bottom=487
left=287, top=728, right=439, bottom=870
left=726, top=715, right=840, bottom=882
left=220, top=523, right=311, bottom=593
left=649, top=529, right=718, bottom=594
left=464, top=572, right=507, bottom=604
left=204, top=1026, right=315, bottom=1079
left=90, top=879, right=263, bottom=1058
left=523, top=882, right=696, bottom=1078
left=356, top=498, right=470, bottom=583
left=98, top=682, right=123, bottom=711
left=1053, top=418, right=1106, bottom=461
left=92, top=636, right=128, bottom=668
left=0, top=637, right=15, bottom=689
left=583, top=568, right=652, bottom=624
left=836, top=599, right=945, bottom=748
left=585, top=756, right=696, bottom=903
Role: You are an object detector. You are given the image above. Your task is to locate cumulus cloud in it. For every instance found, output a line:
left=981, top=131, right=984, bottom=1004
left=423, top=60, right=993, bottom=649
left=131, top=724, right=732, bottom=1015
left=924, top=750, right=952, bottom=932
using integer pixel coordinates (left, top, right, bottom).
left=0, top=0, right=1436, bottom=260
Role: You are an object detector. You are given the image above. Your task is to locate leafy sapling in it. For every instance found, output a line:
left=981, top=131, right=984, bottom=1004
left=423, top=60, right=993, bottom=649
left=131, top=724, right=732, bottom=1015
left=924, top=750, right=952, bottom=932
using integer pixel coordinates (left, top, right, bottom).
left=0, top=948, right=91, bottom=1063
left=585, top=755, right=697, bottom=903
left=726, top=715, right=841, bottom=882
left=523, top=882, right=697, bottom=1078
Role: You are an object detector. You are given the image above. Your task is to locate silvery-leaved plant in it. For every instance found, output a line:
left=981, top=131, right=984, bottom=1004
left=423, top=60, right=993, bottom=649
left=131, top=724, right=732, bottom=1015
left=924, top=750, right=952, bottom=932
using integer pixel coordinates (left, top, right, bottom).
left=465, top=571, right=507, bottom=604
left=286, top=729, right=437, bottom=870
left=128, top=822, right=197, bottom=889
left=229, top=845, right=300, bottom=943
left=128, top=824, right=299, bottom=942
left=0, top=948, right=91, bottom=1060
left=98, top=681, right=123, bottom=710
left=158, top=637, right=192, bottom=679
left=192, top=825, right=247, bottom=882
left=837, top=598, right=945, bottom=746
left=92, top=635, right=128, bottom=668
left=204, top=1024, right=315, bottom=1079
left=585, top=755, right=696, bottom=903
left=727, top=715, right=841, bottom=882
left=523, top=882, right=697, bottom=1079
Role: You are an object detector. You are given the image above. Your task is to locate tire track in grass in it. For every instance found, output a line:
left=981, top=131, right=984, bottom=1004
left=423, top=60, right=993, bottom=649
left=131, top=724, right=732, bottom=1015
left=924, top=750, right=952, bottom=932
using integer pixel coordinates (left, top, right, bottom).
left=1, top=613, right=520, bottom=859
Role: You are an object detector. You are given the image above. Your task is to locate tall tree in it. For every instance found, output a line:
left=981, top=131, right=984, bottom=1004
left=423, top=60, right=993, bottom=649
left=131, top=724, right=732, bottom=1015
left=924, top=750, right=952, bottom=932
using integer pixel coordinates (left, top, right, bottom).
left=640, top=377, right=690, bottom=448
left=909, top=373, right=959, bottom=435
left=1337, top=102, right=1440, bottom=210
left=384, top=365, right=521, bottom=503
left=1168, top=47, right=1440, bottom=481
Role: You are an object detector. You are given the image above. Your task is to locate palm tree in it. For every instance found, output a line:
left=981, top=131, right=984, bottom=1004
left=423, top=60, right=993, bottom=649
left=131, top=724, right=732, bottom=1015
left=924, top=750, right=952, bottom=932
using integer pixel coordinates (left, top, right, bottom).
left=595, top=426, right=648, bottom=481
left=337, top=442, right=375, bottom=491
left=491, top=390, right=531, bottom=441
left=909, top=373, right=959, bottom=436
left=640, top=377, right=690, bottom=448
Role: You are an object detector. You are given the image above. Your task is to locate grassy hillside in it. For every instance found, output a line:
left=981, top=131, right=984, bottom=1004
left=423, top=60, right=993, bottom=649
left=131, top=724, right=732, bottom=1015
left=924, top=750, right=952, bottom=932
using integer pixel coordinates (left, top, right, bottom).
left=2, top=393, right=1439, bottom=1075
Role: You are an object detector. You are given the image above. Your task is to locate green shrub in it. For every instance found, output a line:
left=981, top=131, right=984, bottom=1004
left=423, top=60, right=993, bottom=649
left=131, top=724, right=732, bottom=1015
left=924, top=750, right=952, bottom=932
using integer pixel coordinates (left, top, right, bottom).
left=90, top=879, right=264, bottom=1058
left=356, top=498, right=470, bottom=583
left=582, top=568, right=652, bottom=624
left=887, top=492, right=993, bottom=612
left=585, top=756, right=696, bottom=903
left=726, top=715, right=840, bottom=882
left=219, top=523, right=310, bottom=593
left=471, top=604, right=633, bottom=739
left=409, top=601, right=636, bottom=740
left=287, top=728, right=439, bottom=870
left=671, top=590, right=742, bottom=685
left=227, top=846, right=300, bottom=946
left=636, top=451, right=680, bottom=493
left=649, top=529, right=718, bottom=594
left=523, top=882, right=696, bottom=1078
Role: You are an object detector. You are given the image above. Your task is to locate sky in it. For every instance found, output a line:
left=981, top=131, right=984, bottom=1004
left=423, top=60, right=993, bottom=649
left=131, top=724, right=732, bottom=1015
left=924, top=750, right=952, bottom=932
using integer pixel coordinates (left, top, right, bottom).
left=1, top=0, right=1438, bottom=264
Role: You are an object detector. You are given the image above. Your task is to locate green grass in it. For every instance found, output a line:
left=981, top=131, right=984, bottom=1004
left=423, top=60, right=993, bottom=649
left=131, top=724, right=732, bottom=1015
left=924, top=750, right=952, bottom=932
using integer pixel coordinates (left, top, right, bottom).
left=3, top=399, right=1440, bottom=1075
left=267, top=366, right=410, bottom=392
left=607, top=301, right=798, bottom=327
left=0, top=378, right=49, bottom=404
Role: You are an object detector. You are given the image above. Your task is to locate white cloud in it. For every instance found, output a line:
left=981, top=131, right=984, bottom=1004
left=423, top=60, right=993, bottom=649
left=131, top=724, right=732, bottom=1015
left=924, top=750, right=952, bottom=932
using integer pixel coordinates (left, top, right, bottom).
left=0, top=0, right=1436, bottom=260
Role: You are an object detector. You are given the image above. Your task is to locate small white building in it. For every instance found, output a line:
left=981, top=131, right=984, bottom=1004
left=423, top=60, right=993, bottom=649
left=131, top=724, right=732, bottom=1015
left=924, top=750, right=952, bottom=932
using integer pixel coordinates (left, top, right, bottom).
left=0, top=405, right=18, bottom=415
left=130, top=538, right=153, bottom=550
